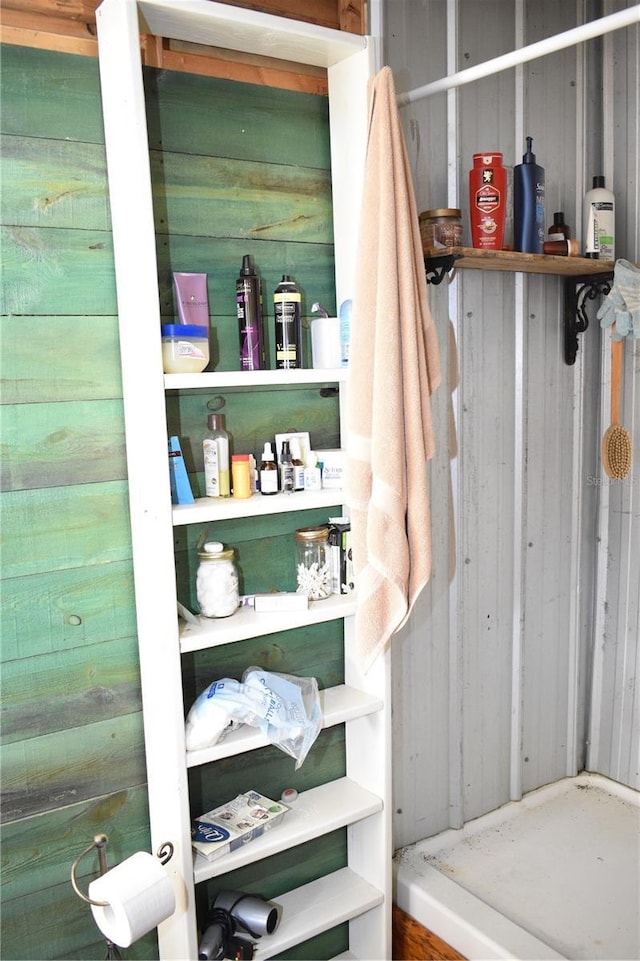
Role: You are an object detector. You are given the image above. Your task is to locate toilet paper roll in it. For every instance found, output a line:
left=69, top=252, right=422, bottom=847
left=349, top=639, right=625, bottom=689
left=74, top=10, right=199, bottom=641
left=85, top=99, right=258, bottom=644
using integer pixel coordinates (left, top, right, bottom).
left=88, top=851, right=175, bottom=948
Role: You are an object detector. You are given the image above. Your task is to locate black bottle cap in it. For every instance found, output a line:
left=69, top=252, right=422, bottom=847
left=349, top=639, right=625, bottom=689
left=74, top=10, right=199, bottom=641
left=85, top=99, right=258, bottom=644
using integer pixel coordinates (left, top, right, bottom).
left=593, top=176, right=605, bottom=188
left=553, top=212, right=565, bottom=224
left=241, top=254, right=255, bottom=275
left=523, top=136, right=535, bottom=163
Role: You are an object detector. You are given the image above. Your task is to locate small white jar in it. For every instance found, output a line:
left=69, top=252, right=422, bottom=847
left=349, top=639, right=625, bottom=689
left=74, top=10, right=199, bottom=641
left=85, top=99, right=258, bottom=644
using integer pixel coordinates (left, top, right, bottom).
left=196, top=541, right=239, bottom=618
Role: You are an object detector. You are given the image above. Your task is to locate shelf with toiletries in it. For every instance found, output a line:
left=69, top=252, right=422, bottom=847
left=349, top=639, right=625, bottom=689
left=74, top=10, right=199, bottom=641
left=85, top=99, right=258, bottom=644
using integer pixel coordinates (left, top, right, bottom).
left=97, top=2, right=389, bottom=959
left=173, top=489, right=345, bottom=525
left=424, top=245, right=615, bottom=278
left=193, top=776, right=381, bottom=880
left=165, top=368, right=347, bottom=391
left=424, top=245, right=617, bottom=365
left=180, top=591, right=356, bottom=653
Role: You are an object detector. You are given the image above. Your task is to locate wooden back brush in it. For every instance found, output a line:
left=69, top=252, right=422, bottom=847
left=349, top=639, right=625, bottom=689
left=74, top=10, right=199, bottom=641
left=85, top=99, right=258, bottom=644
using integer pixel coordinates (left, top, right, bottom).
left=602, top=337, right=633, bottom=481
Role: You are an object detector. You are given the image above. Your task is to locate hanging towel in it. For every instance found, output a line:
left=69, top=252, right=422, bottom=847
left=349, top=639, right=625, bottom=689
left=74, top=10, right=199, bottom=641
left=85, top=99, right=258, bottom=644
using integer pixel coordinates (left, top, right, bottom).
left=345, top=65, right=441, bottom=672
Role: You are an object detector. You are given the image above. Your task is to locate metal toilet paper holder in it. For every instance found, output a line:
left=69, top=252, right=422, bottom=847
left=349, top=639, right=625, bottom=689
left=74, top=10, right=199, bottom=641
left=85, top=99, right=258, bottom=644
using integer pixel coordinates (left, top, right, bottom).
left=71, top=833, right=174, bottom=907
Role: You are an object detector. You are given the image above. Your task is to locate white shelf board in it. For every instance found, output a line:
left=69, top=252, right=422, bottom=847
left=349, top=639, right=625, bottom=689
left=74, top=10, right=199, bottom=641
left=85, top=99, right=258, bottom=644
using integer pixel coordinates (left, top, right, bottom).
left=136, top=0, right=367, bottom=68
left=165, top=368, right=347, bottom=390
left=173, top=489, right=345, bottom=525
left=193, top=777, right=382, bottom=883
left=252, top=867, right=383, bottom=959
left=331, top=954, right=357, bottom=960
left=186, top=684, right=383, bottom=768
left=180, top=593, right=356, bottom=653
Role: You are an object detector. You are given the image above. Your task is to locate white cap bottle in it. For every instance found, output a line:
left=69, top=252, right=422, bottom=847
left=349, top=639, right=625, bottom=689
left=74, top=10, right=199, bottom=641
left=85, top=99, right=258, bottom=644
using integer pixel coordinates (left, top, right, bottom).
left=583, top=176, right=615, bottom=260
left=259, top=442, right=278, bottom=495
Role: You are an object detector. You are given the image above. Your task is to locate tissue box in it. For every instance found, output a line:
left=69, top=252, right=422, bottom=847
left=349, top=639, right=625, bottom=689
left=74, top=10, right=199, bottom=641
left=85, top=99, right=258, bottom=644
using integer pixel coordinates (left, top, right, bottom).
left=191, top=791, right=288, bottom=862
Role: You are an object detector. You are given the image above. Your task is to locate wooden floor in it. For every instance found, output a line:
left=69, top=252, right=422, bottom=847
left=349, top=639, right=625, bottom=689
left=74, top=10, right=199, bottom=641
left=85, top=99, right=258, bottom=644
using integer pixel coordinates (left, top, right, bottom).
left=393, top=905, right=467, bottom=960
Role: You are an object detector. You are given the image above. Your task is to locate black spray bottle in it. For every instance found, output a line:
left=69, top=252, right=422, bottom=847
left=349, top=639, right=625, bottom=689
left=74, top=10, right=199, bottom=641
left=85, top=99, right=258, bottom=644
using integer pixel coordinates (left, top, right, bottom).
left=236, top=254, right=265, bottom=370
left=274, top=275, right=302, bottom=369
left=513, top=136, right=545, bottom=253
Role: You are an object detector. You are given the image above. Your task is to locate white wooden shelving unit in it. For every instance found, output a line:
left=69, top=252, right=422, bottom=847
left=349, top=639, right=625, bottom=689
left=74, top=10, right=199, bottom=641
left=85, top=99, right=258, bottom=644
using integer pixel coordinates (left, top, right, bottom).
left=95, top=1, right=390, bottom=959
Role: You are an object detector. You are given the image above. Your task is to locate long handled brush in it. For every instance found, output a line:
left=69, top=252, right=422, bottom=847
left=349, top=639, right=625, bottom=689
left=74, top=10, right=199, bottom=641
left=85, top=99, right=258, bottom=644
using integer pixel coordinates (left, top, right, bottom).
left=602, top=337, right=632, bottom=481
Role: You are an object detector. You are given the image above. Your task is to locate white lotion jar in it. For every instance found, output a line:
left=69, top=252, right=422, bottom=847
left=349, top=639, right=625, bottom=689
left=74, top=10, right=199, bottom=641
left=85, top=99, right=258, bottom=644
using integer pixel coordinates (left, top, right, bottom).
left=161, top=324, right=209, bottom=373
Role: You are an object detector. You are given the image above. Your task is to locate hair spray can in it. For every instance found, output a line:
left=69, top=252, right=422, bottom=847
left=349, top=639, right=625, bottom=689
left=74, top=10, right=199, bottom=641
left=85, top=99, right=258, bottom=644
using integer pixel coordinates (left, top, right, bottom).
left=274, top=275, right=302, bottom=369
left=237, top=254, right=265, bottom=370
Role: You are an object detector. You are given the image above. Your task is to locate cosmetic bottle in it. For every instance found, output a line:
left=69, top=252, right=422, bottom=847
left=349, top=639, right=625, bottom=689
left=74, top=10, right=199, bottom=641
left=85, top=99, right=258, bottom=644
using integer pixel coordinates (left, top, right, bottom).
left=279, top=440, right=295, bottom=493
left=548, top=212, right=570, bottom=240
left=237, top=254, right=265, bottom=370
left=274, top=275, right=302, bottom=369
left=468, top=152, right=507, bottom=250
left=259, top=442, right=278, bottom=495
left=203, top=414, right=230, bottom=498
left=583, top=177, right=615, bottom=260
left=513, top=137, right=545, bottom=253
left=303, top=450, right=322, bottom=491
left=290, top=438, right=305, bottom=491
left=231, top=454, right=252, bottom=499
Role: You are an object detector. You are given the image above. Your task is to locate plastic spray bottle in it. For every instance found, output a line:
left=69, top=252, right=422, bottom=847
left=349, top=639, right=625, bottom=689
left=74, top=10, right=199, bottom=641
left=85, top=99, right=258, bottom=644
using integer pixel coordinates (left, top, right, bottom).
left=274, top=275, right=302, bottom=369
left=513, top=137, right=545, bottom=253
left=237, top=254, right=265, bottom=370
left=203, top=414, right=230, bottom=498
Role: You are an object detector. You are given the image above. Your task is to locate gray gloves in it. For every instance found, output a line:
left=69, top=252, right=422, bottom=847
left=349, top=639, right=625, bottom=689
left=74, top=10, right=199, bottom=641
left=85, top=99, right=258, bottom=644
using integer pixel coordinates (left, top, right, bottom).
left=597, top=259, right=640, bottom=340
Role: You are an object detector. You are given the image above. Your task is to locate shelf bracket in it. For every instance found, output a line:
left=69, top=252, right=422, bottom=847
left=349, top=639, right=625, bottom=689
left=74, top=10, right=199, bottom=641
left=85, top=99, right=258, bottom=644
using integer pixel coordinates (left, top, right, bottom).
left=424, top=253, right=460, bottom=285
left=563, top=273, right=613, bottom=365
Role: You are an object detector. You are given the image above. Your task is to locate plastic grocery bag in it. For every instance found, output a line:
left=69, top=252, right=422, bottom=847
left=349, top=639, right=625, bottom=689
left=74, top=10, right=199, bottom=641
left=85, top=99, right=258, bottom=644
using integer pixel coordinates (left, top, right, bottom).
left=185, top=666, right=322, bottom=769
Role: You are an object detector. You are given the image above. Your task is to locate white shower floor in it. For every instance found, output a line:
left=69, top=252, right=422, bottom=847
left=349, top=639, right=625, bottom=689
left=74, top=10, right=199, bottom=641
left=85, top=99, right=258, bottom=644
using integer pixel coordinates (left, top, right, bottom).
left=395, top=773, right=640, bottom=960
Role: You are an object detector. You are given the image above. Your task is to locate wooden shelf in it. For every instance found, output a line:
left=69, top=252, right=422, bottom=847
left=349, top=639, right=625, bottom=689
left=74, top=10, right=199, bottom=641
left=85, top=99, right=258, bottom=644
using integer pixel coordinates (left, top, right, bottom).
left=424, top=245, right=615, bottom=277
left=424, top=245, right=617, bottom=366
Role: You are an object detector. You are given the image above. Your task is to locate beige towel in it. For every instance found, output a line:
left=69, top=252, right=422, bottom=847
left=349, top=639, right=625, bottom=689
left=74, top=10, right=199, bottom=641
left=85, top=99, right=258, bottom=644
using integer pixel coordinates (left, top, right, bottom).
left=346, top=66, right=441, bottom=671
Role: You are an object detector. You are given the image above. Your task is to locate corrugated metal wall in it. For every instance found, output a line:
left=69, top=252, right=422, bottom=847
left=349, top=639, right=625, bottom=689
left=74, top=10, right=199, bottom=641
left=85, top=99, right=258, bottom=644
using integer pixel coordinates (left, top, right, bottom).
left=387, top=0, right=639, bottom=848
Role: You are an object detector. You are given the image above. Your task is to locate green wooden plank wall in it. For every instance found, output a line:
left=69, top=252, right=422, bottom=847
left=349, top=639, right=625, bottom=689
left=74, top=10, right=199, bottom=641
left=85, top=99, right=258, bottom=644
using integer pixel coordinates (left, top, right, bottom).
left=1, top=43, right=345, bottom=960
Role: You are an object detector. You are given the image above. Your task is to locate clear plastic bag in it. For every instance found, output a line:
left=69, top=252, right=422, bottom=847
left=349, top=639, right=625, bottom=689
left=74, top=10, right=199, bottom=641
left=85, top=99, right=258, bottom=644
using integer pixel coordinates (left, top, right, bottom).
left=184, top=667, right=322, bottom=770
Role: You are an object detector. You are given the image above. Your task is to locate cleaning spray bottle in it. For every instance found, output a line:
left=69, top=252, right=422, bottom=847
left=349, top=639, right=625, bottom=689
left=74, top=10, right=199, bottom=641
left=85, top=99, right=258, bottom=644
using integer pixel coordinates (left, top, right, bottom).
left=236, top=254, right=265, bottom=370
left=513, top=136, right=545, bottom=253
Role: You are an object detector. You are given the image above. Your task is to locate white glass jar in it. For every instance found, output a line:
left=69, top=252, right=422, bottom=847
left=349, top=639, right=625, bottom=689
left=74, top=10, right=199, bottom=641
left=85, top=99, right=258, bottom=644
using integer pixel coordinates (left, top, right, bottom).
left=196, top=541, right=239, bottom=617
left=295, top=526, right=331, bottom=600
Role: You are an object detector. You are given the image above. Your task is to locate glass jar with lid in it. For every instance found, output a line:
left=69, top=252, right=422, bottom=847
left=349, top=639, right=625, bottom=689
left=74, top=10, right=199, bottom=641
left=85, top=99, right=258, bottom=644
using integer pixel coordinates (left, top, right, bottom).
left=419, top=208, right=463, bottom=249
left=295, top=526, right=331, bottom=600
left=196, top=541, right=239, bottom=617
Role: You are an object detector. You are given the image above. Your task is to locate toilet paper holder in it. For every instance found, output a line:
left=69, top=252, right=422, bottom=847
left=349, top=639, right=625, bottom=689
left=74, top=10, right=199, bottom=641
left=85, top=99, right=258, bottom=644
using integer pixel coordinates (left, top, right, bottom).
left=71, top=833, right=174, bottom=907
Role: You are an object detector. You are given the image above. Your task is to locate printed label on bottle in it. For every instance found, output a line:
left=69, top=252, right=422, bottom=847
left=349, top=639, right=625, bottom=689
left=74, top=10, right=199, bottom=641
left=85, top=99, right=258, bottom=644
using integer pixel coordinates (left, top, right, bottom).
left=260, top=468, right=278, bottom=494
left=203, top=439, right=220, bottom=497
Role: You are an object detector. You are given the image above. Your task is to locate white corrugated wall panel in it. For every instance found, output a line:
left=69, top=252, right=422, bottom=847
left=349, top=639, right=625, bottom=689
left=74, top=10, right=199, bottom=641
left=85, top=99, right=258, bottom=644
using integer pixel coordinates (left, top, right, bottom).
left=389, top=0, right=639, bottom=849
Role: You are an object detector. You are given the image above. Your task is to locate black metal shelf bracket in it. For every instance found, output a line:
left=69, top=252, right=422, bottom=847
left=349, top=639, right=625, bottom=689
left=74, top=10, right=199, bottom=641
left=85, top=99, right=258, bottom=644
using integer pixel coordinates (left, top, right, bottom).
left=425, top=253, right=460, bottom=285
left=564, top=273, right=613, bottom=365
